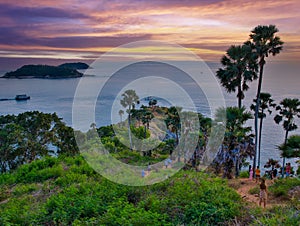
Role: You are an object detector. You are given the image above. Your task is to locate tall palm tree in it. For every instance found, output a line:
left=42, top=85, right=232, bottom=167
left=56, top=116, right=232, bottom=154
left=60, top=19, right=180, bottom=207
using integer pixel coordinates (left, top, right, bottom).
left=247, top=24, right=284, bottom=173
left=141, top=110, right=154, bottom=138
left=90, top=122, right=97, bottom=130
left=274, top=98, right=300, bottom=177
left=250, top=92, right=276, bottom=168
left=165, top=106, right=181, bottom=145
left=216, top=44, right=258, bottom=109
left=120, top=89, right=140, bottom=150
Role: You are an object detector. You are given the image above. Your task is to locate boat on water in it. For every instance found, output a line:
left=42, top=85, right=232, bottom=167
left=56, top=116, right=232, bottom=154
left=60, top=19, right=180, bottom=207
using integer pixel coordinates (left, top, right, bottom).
left=15, top=94, right=30, bottom=101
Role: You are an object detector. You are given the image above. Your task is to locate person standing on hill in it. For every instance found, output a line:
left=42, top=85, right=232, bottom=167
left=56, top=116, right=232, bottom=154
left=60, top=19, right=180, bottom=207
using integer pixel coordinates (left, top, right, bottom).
left=286, top=163, right=291, bottom=177
left=255, top=166, right=261, bottom=183
left=249, top=166, right=253, bottom=180
left=259, top=178, right=267, bottom=208
left=272, top=168, right=278, bottom=179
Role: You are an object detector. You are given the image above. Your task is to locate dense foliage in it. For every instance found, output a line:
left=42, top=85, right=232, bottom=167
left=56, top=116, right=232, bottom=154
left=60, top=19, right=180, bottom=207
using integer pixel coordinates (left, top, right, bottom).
left=212, top=106, right=254, bottom=178
left=0, top=156, right=243, bottom=225
left=0, top=111, right=78, bottom=172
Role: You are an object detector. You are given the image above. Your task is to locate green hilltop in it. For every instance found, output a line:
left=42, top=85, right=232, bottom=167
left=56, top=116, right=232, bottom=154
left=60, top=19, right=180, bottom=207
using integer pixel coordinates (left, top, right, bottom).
left=0, top=111, right=299, bottom=225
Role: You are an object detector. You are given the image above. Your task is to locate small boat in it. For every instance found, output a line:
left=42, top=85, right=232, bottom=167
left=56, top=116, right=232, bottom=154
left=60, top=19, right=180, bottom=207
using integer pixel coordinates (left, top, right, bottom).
left=15, top=94, right=30, bottom=101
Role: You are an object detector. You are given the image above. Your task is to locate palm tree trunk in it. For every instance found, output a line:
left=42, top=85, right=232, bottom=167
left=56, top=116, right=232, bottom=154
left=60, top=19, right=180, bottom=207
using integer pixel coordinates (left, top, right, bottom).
left=253, top=58, right=265, bottom=177
left=281, top=130, right=289, bottom=177
left=235, top=152, right=240, bottom=178
left=258, top=116, right=264, bottom=168
left=128, top=112, right=133, bottom=150
left=238, top=83, right=242, bottom=109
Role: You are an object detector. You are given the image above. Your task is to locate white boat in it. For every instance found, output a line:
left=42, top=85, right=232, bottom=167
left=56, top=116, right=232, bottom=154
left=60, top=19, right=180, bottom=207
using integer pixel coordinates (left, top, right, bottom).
left=15, top=94, right=30, bottom=100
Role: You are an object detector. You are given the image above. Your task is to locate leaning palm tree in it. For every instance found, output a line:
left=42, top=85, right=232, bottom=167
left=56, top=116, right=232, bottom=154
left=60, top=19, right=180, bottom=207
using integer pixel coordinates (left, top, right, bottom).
left=279, top=135, right=300, bottom=159
left=247, top=24, right=284, bottom=173
left=120, top=89, right=139, bottom=150
left=250, top=92, right=276, bottom=168
left=118, top=110, right=124, bottom=124
left=274, top=98, right=300, bottom=177
left=216, top=44, right=258, bottom=109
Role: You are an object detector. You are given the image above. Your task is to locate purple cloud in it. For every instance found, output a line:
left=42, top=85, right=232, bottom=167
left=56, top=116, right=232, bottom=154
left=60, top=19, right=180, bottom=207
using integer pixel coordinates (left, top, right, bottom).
left=0, top=3, right=89, bottom=22
left=0, top=27, right=152, bottom=48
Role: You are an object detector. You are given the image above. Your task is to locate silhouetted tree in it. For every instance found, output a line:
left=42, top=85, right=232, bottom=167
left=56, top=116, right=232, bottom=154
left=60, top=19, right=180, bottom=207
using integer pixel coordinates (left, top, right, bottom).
left=247, top=24, right=284, bottom=175
left=120, top=90, right=140, bottom=150
left=118, top=109, right=124, bottom=124
left=216, top=44, right=258, bottom=108
left=274, top=98, right=300, bottom=177
left=250, top=92, right=276, bottom=168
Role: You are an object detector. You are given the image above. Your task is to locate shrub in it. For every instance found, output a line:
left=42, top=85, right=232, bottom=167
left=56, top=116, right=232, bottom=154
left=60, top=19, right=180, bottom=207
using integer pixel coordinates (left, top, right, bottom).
left=16, top=165, right=64, bottom=183
left=249, top=186, right=260, bottom=195
left=0, top=196, right=41, bottom=225
left=14, top=157, right=62, bottom=183
left=55, top=172, right=88, bottom=187
left=98, top=198, right=170, bottom=225
left=269, top=178, right=300, bottom=198
left=13, top=183, right=39, bottom=196
left=239, top=170, right=249, bottom=178
left=251, top=205, right=300, bottom=226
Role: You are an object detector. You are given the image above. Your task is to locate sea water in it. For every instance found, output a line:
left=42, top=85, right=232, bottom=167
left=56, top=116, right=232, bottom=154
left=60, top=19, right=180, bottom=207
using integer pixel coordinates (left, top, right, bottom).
left=0, top=62, right=299, bottom=173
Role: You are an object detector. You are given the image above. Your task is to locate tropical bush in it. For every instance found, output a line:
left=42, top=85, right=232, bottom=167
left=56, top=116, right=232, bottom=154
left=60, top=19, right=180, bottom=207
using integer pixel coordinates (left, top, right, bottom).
left=251, top=205, right=300, bottom=226
left=269, top=178, right=300, bottom=198
left=239, top=170, right=250, bottom=178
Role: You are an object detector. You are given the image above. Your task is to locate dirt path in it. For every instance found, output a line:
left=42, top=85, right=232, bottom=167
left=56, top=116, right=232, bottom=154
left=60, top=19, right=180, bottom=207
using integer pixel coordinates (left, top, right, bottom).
left=236, top=178, right=260, bottom=205
left=232, top=178, right=279, bottom=208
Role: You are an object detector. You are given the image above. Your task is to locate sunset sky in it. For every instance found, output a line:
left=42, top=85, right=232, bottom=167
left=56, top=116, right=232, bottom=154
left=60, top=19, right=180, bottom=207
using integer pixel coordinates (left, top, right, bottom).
left=0, top=0, right=299, bottom=70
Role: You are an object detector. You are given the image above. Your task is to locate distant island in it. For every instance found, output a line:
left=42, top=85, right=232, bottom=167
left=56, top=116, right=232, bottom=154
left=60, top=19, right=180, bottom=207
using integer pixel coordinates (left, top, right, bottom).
left=2, top=62, right=89, bottom=79
left=58, top=62, right=89, bottom=70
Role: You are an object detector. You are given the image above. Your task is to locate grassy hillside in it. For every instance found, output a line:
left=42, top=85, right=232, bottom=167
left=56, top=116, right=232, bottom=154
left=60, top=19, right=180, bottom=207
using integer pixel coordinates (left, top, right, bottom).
left=0, top=111, right=299, bottom=225
left=1, top=155, right=299, bottom=225
left=0, top=155, right=243, bottom=225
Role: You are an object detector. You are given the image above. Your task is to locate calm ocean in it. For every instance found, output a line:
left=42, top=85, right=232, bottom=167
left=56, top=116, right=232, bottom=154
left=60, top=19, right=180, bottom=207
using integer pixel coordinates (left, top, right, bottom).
left=0, top=61, right=299, bottom=172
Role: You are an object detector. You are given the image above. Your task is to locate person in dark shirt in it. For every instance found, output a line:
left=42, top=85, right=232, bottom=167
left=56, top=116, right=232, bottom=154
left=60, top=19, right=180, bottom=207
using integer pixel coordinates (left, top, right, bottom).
left=272, top=168, right=278, bottom=179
